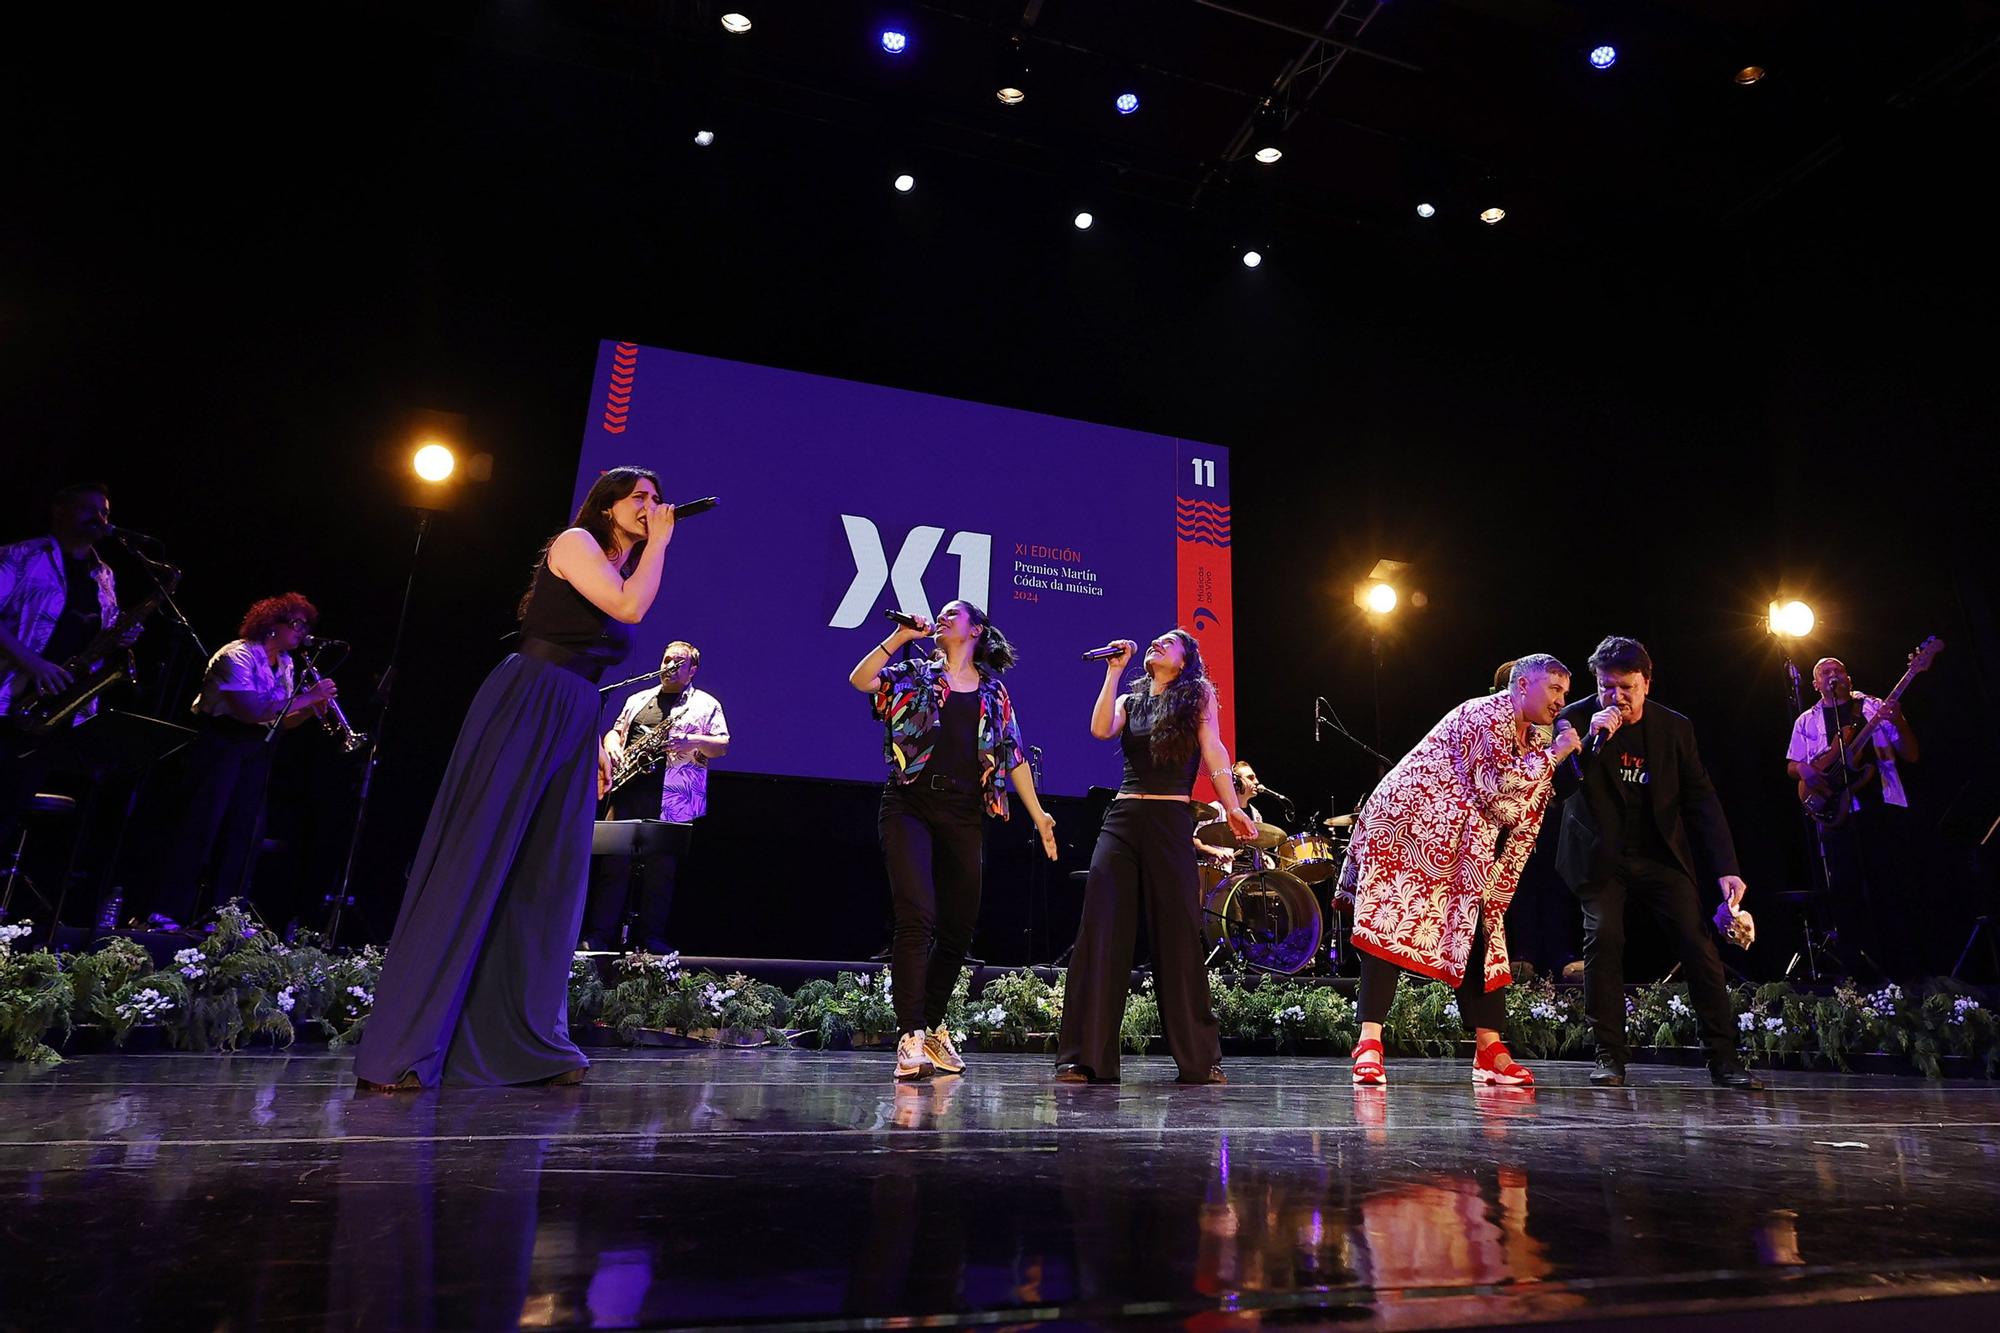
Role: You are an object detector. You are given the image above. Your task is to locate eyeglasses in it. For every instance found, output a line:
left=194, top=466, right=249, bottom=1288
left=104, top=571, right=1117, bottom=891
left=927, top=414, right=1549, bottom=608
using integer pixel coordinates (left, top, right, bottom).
left=284, top=618, right=311, bottom=630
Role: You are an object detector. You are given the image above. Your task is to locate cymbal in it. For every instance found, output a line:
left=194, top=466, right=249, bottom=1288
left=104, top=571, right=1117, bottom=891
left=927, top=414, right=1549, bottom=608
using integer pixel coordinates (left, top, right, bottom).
left=1193, top=819, right=1239, bottom=849
left=1189, top=799, right=1220, bottom=822
left=1245, top=821, right=1288, bottom=850
left=1322, top=813, right=1357, bottom=829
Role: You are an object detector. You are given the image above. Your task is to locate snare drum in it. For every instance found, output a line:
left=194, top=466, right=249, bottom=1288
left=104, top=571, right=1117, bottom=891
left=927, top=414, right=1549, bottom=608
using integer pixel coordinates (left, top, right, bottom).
left=1272, top=831, right=1338, bottom=884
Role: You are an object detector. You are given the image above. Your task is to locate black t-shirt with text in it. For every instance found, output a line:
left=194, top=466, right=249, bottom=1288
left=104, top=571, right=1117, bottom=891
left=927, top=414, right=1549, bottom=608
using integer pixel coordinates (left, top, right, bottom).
left=1610, top=715, right=1669, bottom=859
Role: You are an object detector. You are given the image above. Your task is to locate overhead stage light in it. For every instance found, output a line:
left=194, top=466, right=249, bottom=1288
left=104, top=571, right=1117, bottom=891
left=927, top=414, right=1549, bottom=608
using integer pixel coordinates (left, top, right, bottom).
left=893, top=174, right=914, bottom=193
left=1479, top=206, right=1506, bottom=224
left=1589, top=45, right=1618, bottom=70
left=1416, top=202, right=1435, bottom=218
left=996, top=34, right=1030, bottom=106
left=720, top=13, right=752, bottom=35
left=693, top=129, right=715, bottom=147
left=1363, top=583, right=1398, bottom=615
left=1241, top=250, right=1263, bottom=269
left=1768, top=600, right=1816, bottom=638
left=1735, top=65, right=1766, bottom=85
left=880, top=30, right=908, bottom=55
left=412, top=443, right=457, bottom=483
left=1073, top=211, right=1094, bottom=230
left=1249, top=102, right=1286, bottom=165
left=1115, top=92, right=1140, bottom=115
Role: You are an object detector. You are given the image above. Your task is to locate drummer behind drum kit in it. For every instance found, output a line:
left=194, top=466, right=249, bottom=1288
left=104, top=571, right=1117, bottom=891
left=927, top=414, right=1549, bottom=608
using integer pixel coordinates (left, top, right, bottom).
left=1193, top=803, right=1360, bottom=975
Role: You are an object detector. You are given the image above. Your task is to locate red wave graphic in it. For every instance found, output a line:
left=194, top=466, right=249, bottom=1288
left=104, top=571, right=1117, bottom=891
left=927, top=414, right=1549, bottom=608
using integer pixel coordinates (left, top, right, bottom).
left=602, top=342, right=640, bottom=435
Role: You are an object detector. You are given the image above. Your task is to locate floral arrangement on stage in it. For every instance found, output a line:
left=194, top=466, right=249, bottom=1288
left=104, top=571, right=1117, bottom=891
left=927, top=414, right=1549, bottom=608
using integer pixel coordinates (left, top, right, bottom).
left=4, top=919, right=1997, bottom=1077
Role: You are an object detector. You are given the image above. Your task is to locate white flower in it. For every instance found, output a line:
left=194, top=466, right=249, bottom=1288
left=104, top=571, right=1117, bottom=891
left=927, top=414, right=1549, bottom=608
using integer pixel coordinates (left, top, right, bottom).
left=275, top=986, right=296, bottom=1014
left=346, top=985, right=374, bottom=1006
left=115, top=987, right=174, bottom=1023
left=0, top=920, right=33, bottom=953
left=1738, top=1012, right=1757, bottom=1032
left=1668, top=995, right=1692, bottom=1018
left=1951, top=997, right=1981, bottom=1026
left=173, top=946, right=206, bottom=981
left=1443, top=1001, right=1461, bottom=1022
left=1275, top=1005, right=1307, bottom=1025
left=1528, top=1002, right=1558, bottom=1022
left=1761, top=1016, right=1786, bottom=1034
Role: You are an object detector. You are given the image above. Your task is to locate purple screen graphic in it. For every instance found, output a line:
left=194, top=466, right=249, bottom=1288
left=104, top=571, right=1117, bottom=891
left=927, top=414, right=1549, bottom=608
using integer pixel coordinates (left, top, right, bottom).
left=573, top=342, right=1229, bottom=796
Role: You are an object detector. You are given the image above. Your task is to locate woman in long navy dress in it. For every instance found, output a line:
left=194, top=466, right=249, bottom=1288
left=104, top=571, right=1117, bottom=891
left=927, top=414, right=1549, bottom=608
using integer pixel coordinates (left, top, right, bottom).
left=356, top=467, right=673, bottom=1089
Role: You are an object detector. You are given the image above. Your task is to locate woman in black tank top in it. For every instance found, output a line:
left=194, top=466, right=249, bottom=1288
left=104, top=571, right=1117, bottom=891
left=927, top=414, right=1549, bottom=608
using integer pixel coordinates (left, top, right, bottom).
left=357, top=467, right=675, bottom=1091
left=1053, top=629, right=1254, bottom=1086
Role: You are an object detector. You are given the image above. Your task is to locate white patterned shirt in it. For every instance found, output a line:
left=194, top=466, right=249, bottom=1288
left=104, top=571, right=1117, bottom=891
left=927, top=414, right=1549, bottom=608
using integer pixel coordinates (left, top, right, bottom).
left=0, top=536, right=120, bottom=720
left=609, top=684, right=729, bottom=822
left=1786, top=694, right=1907, bottom=809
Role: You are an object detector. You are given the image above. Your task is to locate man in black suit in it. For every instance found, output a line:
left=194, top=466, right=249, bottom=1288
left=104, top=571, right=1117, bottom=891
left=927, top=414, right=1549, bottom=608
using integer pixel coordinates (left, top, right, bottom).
left=1555, top=636, right=1759, bottom=1090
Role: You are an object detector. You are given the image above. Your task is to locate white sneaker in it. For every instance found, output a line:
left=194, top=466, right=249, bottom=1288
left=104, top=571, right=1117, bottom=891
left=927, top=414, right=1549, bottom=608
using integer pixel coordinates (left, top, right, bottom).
left=924, top=1024, right=965, bottom=1075
left=894, top=1031, right=934, bottom=1081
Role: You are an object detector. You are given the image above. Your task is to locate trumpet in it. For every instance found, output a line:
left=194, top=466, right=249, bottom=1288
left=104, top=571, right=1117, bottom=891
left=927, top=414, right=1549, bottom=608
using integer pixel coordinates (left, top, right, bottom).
left=298, top=656, right=368, bottom=753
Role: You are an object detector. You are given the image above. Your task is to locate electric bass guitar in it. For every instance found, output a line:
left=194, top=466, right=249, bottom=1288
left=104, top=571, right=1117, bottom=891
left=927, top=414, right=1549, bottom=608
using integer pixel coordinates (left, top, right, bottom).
left=1795, top=636, right=1942, bottom=825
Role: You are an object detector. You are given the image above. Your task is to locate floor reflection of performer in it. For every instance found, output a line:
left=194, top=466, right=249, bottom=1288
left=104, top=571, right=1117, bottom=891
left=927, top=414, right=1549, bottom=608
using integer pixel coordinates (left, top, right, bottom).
left=147, top=593, right=338, bottom=930
left=357, top=467, right=673, bottom=1090
left=581, top=639, right=729, bottom=953
left=1054, top=631, right=1255, bottom=1086
left=1342, top=655, right=1579, bottom=1088
left=849, top=601, right=1058, bottom=1083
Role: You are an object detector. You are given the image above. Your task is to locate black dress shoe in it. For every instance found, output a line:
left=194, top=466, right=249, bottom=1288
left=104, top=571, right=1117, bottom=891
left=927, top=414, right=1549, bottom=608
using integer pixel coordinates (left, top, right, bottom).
left=1589, top=1054, right=1627, bottom=1087
left=1710, top=1063, right=1762, bottom=1090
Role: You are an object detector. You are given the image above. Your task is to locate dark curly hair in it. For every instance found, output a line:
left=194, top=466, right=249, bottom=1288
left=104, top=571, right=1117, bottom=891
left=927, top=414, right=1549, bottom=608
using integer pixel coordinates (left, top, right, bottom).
left=518, top=466, right=662, bottom=619
left=931, top=601, right=1017, bottom=674
left=1125, top=629, right=1214, bottom=762
left=239, top=592, right=318, bottom=640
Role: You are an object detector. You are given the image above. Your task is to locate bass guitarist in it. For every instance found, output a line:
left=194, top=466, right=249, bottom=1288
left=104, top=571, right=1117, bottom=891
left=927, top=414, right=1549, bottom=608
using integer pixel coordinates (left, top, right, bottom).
left=1785, top=653, right=1924, bottom=979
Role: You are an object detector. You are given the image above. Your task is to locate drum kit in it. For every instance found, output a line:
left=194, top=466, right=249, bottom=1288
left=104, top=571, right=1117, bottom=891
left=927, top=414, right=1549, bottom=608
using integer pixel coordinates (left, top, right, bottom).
left=1192, top=802, right=1360, bottom=975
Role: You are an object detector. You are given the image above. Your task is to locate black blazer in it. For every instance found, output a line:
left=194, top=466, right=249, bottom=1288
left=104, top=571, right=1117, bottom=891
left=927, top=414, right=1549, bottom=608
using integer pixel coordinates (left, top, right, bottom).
left=1553, top=697, right=1740, bottom=890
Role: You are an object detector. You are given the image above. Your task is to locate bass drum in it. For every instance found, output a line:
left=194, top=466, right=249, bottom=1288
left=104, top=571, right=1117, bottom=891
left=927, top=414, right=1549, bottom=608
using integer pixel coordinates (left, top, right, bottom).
left=1199, top=869, right=1323, bottom=975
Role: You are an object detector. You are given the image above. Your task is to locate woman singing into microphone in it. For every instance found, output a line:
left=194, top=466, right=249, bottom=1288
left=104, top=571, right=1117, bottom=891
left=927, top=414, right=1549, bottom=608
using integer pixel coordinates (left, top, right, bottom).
left=849, top=602, right=1059, bottom=1082
left=357, top=467, right=673, bottom=1090
left=1054, top=630, right=1255, bottom=1086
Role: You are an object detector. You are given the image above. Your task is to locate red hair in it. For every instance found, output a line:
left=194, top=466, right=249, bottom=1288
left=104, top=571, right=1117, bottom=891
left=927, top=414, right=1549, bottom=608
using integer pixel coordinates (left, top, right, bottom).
left=239, top=592, right=318, bottom=640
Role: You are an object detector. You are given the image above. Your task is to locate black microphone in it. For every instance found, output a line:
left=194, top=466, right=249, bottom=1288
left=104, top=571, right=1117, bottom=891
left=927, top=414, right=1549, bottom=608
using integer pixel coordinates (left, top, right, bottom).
left=1313, top=699, right=1323, bottom=744
left=1081, top=644, right=1126, bottom=662
left=883, top=609, right=929, bottom=632
left=303, top=635, right=351, bottom=649
left=671, top=496, right=719, bottom=519
left=108, top=526, right=167, bottom=551
left=1257, top=783, right=1292, bottom=804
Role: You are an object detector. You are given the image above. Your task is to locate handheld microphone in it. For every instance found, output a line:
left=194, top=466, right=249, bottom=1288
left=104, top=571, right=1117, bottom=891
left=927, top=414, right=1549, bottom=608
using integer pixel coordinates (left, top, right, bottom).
left=1558, top=720, right=1586, bottom=780
left=1081, top=644, right=1126, bottom=662
left=671, top=496, right=719, bottom=519
left=883, top=609, right=928, bottom=632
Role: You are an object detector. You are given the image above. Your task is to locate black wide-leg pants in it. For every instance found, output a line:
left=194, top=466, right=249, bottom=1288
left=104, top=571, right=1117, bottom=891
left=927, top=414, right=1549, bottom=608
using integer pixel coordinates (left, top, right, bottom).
left=1056, top=798, right=1221, bottom=1081
left=1578, top=853, right=1736, bottom=1064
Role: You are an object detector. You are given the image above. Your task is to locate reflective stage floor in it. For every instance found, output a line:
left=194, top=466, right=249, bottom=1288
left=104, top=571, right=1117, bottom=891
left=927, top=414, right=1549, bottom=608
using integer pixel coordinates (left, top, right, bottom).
left=5, top=1051, right=2000, bottom=1330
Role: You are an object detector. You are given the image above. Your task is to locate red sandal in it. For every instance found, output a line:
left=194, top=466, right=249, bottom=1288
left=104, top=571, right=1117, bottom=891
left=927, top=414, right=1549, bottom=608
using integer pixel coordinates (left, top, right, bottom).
left=1351, top=1037, right=1387, bottom=1086
left=1472, top=1041, right=1534, bottom=1086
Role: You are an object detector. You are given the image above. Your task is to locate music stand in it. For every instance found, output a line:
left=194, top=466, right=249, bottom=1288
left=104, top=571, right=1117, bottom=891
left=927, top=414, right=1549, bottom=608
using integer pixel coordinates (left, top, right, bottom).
left=27, top=709, right=195, bottom=945
left=588, top=819, right=693, bottom=953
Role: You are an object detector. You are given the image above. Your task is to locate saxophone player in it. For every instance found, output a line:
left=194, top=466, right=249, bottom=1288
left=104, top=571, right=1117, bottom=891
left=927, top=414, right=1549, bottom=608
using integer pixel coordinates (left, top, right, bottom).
left=580, top=640, right=729, bottom=953
left=140, top=592, right=337, bottom=931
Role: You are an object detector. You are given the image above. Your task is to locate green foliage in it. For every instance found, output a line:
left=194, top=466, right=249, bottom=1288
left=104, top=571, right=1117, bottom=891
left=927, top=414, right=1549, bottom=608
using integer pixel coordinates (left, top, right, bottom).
left=1119, top=981, right=1160, bottom=1054
left=1626, top=979, right=1701, bottom=1051
left=66, top=936, right=154, bottom=1027
left=596, top=953, right=796, bottom=1044
left=568, top=955, right=607, bottom=1027
left=1503, top=977, right=1590, bottom=1060
left=789, top=970, right=898, bottom=1048
left=961, top=968, right=1062, bottom=1048
left=0, top=923, right=72, bottom=1065
left=1382, top=978, right=1465, bottom=1057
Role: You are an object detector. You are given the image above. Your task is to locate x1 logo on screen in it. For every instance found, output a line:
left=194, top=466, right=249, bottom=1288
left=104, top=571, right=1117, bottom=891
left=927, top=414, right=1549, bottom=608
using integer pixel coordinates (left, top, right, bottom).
left=829, top=516, right=992, bottom=628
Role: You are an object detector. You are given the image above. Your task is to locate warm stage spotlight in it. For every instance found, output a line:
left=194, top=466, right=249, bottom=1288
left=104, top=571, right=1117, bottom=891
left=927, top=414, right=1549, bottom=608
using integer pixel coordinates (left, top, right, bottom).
left=1364, top=583, right=1398, bottom=615
left=720, top=13, right=752, bottom=35
left=1735, top=65, right=1766, bottom=85
left=1767, top=600, right=1815, bottom=638
left=1479, top=206, right=1506, bottom=224
left=413, top=443, right=457, bottom=483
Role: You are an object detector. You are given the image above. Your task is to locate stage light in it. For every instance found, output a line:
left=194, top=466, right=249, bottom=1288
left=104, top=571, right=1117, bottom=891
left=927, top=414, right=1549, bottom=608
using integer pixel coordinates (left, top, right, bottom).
left=894, top=173, right=914, bottom=192
left=1241, top=249, right=1263, bottom=269
left=693, top=129, right=715, bottom=147
left=1416, top=202, right=1435, bottom=218
left=996, top=34, right=1030, bottom=106
left=1479, top=206, right=1506, bottom=224
left=997, top=84, right=1025, bottom=105
left=1073, top=211, right=1094, bottom=230
left=1249, top=102, right=1286, bottom=165
left=1589, top=45, right=1618, bottom=70
left=1364, top=582, right=1398, bottom=615
left=720, top=13, right=752, bottom=35
left=880, top=29, right=908, bottom=54
left=1768, top=600, right=1816, bottom=638
left=1115, top=92, right=1140, bottom=115
left=412, top=443, right=456, bottom=483
left=1735, top=65, right=1766, bottom=85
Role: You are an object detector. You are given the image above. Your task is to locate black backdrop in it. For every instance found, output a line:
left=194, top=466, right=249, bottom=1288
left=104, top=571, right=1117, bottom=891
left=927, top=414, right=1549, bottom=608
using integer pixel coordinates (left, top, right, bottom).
left=6, top=13, right=1996, bottom=974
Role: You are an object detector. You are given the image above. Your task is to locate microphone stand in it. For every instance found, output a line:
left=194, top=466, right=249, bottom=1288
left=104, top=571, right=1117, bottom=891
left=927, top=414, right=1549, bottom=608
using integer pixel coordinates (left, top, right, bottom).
left=1314, top=697, right=1392, bottom=775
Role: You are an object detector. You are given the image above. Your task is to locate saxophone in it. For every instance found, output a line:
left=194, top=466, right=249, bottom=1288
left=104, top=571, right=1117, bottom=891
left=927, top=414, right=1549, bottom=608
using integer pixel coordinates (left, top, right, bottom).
left=606, top=721, right=683, bottom=797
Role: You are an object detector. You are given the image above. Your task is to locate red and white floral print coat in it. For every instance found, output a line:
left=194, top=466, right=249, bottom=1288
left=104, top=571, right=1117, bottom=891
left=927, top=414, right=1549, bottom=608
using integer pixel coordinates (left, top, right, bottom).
left=1346, top=691, right=1558, bottom=991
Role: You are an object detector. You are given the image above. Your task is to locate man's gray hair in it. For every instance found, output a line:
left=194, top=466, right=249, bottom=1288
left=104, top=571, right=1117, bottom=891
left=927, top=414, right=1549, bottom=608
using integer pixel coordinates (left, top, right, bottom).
left=1509, top=653, right=1570, bottom=688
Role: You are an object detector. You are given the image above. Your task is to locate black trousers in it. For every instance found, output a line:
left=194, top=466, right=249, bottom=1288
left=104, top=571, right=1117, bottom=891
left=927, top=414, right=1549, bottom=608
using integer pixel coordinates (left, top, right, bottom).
left=1818, top=802, right=1916, bottom=979
left=879, top=780, right=985, bottom=1034
left=1056, top=799, right=1221, bottom=1081
left=1357, top=912, right=1505, bottom=1032
left=153, top=720, right=275, bottom=925
left=581, top=778, right=680, bottom=952
left=1578, top=854, right=1735, bottom=1062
